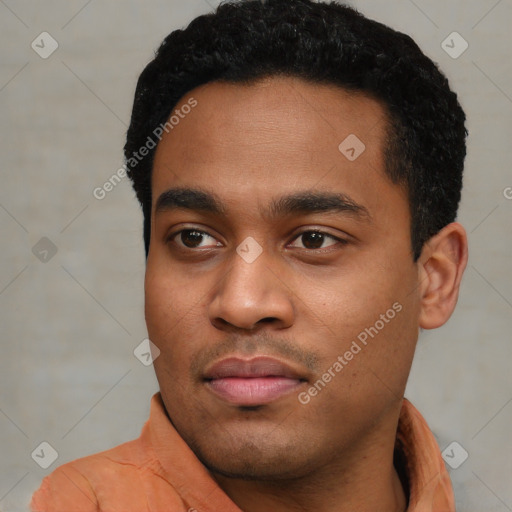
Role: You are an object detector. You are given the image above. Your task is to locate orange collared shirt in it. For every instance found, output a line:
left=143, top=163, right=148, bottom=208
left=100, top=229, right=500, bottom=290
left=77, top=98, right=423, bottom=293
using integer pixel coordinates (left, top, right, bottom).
left=31, top=393, right=455, bottom=512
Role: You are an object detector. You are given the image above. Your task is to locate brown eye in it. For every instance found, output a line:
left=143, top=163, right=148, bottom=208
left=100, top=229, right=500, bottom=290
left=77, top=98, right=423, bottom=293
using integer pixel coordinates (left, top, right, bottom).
left=171, top=229, right=221, bottom=249
left=289, top=230, right=345, bottom=250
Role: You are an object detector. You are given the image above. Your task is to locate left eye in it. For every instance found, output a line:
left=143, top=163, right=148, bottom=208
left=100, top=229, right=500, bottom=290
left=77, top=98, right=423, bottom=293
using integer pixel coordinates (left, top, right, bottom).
left=289, top=231, right=343, bottom=250
left=171, top=229, right=221, bottom=249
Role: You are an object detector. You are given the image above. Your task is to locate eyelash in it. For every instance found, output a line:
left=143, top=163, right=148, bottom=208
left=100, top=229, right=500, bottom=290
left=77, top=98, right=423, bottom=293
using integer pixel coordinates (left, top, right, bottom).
left=167, top=228, right=348, bottom=252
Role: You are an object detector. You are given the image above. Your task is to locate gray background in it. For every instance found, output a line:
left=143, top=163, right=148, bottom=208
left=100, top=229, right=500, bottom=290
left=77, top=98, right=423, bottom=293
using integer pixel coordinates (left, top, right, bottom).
left=1, top=0, right=511, bottom=510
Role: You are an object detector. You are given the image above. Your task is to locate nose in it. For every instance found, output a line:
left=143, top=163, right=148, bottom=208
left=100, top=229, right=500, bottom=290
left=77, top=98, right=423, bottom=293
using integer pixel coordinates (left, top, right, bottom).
left=208, top=247, right=295, bottom=331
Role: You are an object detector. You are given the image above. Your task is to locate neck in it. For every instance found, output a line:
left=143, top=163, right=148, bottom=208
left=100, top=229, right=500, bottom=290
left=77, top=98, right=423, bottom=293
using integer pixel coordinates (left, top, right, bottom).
left=211, top=417, right=408, bottom=512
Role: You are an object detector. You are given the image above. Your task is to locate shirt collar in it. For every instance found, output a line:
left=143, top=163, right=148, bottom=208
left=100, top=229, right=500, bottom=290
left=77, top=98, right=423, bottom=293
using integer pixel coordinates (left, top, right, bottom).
left=147, top=393, right=454, bottom=512
left=395, top=398, right=455, bottom=511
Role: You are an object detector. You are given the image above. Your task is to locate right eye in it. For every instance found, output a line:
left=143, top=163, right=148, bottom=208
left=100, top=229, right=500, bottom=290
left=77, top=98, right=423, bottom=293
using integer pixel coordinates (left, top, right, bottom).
left=168, top=229, right=223, bottom=249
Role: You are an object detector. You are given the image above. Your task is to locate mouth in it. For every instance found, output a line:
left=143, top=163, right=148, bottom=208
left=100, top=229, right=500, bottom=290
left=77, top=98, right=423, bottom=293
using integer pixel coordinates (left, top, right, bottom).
left=203, top=356, right=307, bottom=406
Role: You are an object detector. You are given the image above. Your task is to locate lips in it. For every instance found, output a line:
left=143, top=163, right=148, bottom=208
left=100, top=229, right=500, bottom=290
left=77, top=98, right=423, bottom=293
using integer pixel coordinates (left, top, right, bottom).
left=203, top=356, right=306, bottom=406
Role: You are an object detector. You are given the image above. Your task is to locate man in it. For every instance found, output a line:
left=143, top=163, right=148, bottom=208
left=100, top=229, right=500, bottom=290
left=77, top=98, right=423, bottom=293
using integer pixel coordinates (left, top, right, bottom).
left=31, top=0, right=468, bottom=510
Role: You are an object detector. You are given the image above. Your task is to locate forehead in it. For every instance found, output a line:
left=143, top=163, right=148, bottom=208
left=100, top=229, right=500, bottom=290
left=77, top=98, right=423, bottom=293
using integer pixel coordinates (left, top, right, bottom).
left=151, top=75, right=398, bottom=219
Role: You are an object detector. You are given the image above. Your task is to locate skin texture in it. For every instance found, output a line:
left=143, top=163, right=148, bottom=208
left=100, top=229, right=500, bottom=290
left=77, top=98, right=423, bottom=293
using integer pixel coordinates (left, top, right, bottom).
left=145, top=76, right=468, bottom=512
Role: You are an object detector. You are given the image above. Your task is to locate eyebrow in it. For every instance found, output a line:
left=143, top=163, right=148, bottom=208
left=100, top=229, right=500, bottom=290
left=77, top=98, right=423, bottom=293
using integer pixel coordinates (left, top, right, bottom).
left=155, top=187, right=371, bottom=221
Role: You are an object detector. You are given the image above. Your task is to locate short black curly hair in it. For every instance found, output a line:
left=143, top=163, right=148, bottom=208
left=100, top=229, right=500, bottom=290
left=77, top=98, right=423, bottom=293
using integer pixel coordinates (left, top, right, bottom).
left=124, top=0, right=467, bottom=261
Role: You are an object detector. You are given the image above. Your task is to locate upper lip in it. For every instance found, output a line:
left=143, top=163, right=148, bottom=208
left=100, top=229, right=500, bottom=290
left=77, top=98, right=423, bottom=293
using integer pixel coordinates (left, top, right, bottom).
left=203, top=356, right=305, bottom=380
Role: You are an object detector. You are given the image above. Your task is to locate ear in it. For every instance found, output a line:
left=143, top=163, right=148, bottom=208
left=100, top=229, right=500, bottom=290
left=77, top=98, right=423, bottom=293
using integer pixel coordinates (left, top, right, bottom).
left=417, top=222, right=468, bottom=329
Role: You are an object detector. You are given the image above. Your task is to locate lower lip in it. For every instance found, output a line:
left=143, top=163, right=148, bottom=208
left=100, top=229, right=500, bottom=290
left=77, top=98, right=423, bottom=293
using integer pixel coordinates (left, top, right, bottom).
left=206, top=377, right=303, bottom=406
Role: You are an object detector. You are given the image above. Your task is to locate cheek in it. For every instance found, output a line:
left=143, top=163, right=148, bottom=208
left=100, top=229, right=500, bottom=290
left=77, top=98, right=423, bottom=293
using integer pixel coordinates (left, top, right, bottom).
left=144, top=270, right=173, bottom=339
left=309, top=259, right=419, bottom=366
left=307, top=268, right=399, bottom=330
left=144, top=264, right=201, bottom=354
left=145, top=255, right=192, bottom=320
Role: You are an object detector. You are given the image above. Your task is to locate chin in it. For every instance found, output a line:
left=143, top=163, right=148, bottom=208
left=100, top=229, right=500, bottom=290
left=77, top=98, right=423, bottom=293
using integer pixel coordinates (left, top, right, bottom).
left=187, top=434, right=315, bottom=481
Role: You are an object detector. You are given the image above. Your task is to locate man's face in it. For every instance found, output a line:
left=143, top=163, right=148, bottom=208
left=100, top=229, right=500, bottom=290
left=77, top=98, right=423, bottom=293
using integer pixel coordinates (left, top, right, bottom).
left=145, top=76, right=422, bottom=479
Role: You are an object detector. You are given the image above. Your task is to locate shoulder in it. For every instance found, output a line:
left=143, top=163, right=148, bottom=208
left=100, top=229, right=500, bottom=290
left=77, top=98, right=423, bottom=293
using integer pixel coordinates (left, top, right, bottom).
left=30, top=436, right=156, bottom=512
left=30, top=459, right=98, bottom=512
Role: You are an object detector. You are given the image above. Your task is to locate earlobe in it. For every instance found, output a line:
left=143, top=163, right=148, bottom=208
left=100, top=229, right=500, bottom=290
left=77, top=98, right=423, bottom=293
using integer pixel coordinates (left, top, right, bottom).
left=418, top=222, right=468, bottom=330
